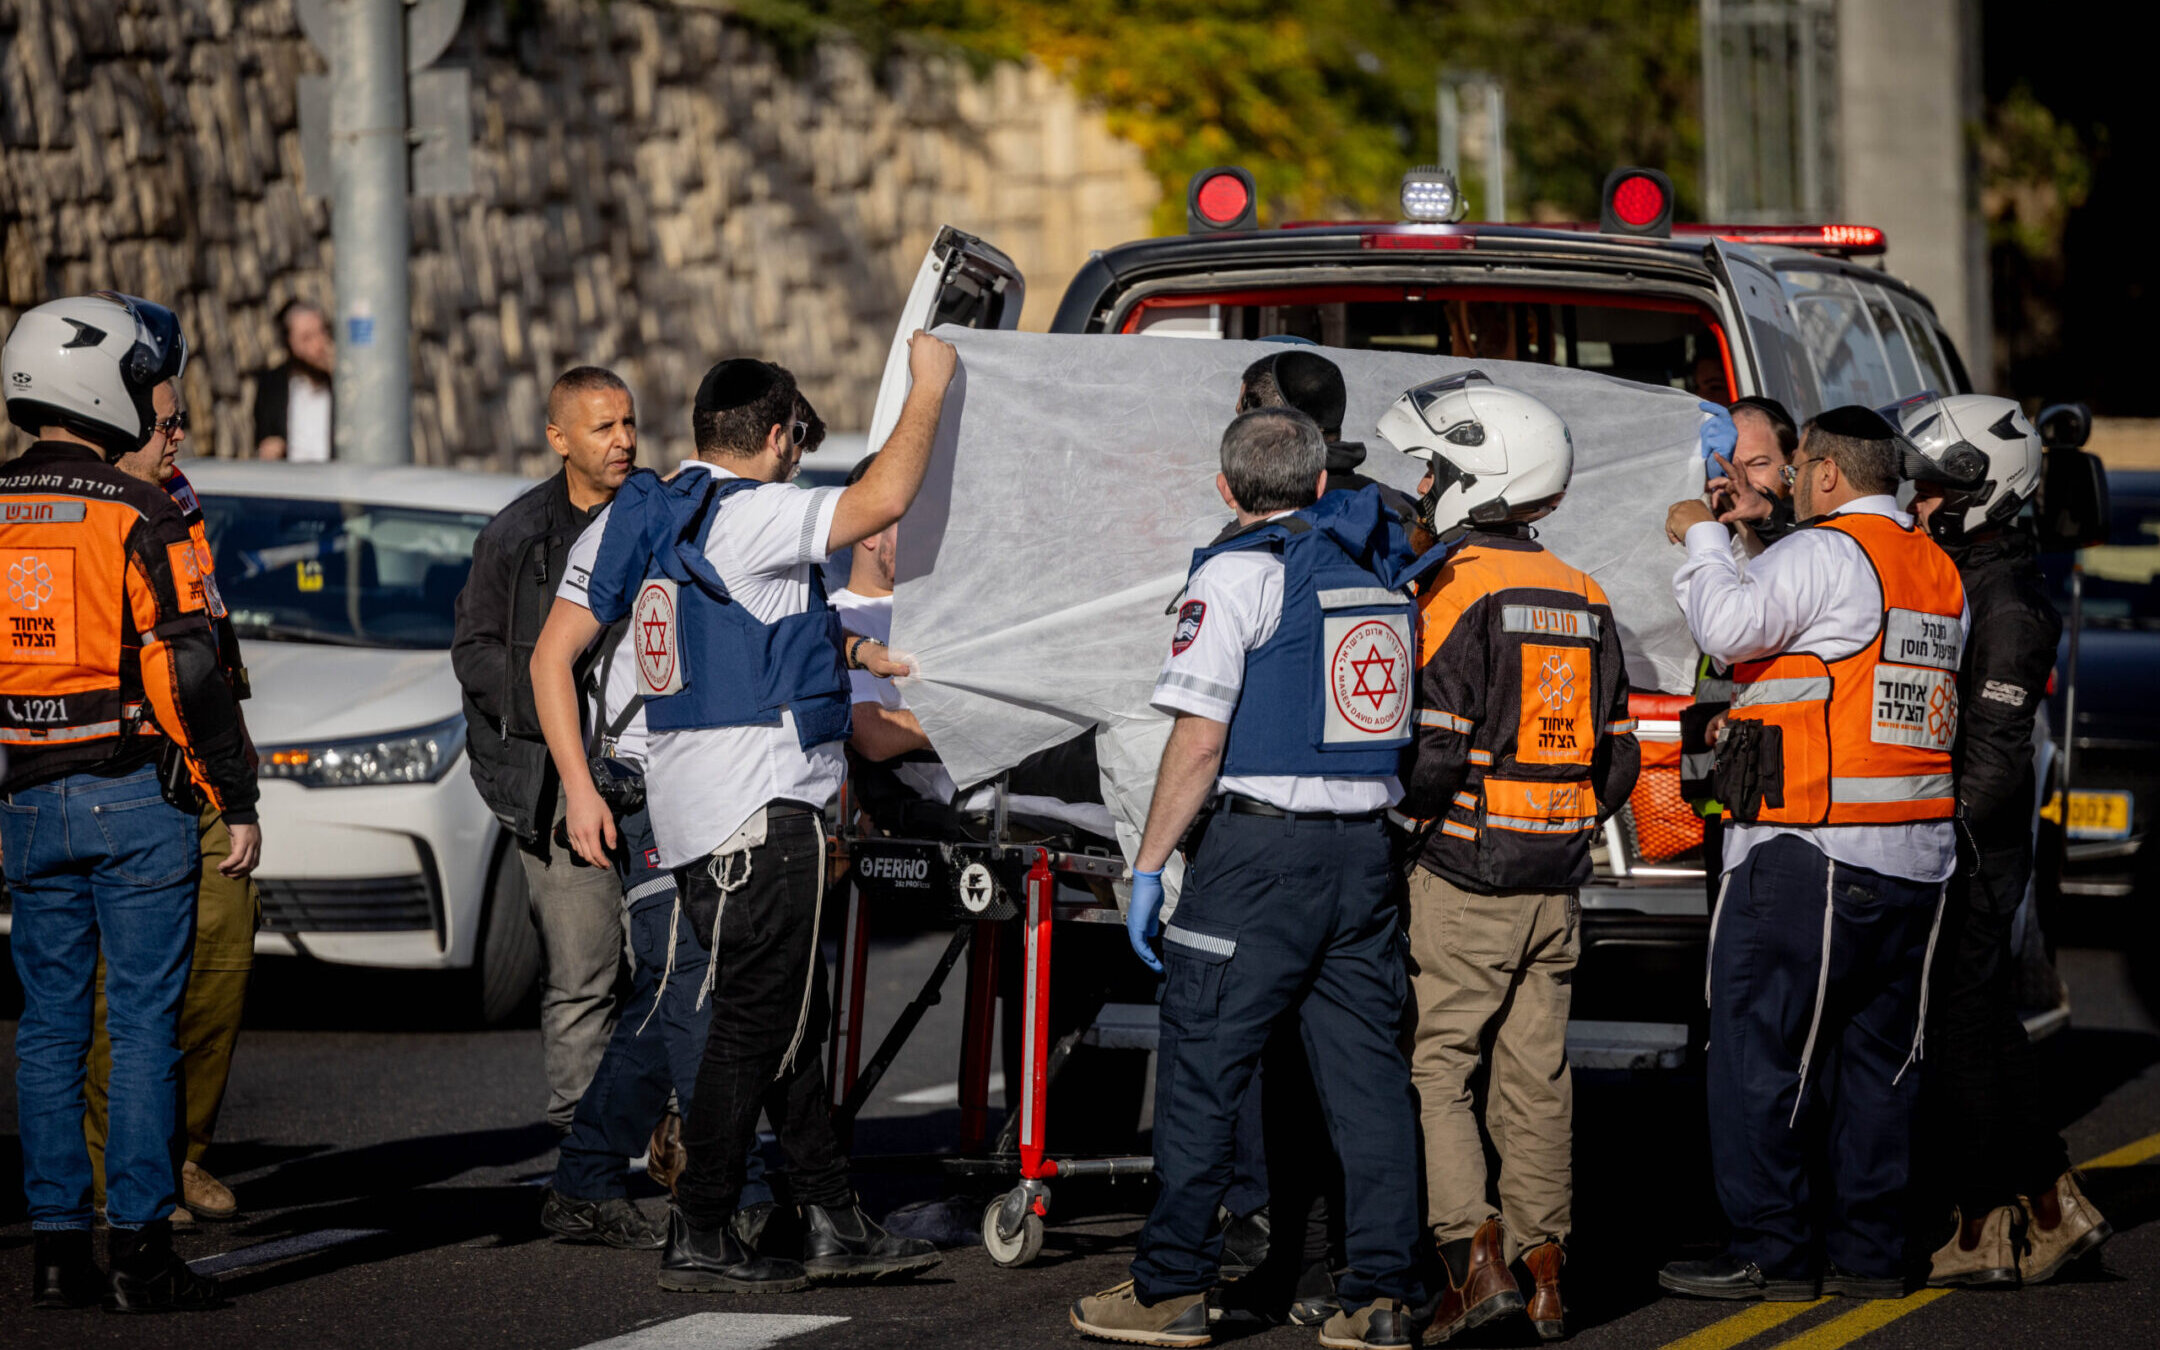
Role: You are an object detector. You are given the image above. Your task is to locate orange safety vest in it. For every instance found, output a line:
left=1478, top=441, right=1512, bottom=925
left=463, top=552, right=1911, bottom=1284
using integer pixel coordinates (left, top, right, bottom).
left=1725, top=512, right=1965, bottom=825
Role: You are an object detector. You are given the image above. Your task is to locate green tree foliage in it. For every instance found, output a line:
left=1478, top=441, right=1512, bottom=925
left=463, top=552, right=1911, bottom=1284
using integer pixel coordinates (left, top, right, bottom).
left=726, top=1, right=1704, bottom=234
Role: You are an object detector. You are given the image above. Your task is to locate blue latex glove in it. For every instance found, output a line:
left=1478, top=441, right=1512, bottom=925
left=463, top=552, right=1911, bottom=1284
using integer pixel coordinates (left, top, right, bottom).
left=1127, top=867, right=1165, bottom=974
left=1698, top=401, right=1738, bottom=469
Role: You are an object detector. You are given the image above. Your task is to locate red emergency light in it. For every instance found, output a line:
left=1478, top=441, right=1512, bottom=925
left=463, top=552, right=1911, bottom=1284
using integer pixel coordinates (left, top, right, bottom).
left=1187, top=167, right=1258, bottom=233
left=1684, top=223, right=1889, bottom=256
left=1600, top=167, right=1674, bottom=238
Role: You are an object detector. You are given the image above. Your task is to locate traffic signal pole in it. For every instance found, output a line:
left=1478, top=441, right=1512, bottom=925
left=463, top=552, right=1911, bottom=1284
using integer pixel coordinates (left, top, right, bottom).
left=329, top=0, right=412, bottom=465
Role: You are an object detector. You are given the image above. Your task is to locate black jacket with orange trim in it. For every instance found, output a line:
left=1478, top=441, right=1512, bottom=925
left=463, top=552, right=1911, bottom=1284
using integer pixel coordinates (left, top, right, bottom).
left=1, top=441, right=258, bottom=822
left=1399, top=527, right=1639, bottom=892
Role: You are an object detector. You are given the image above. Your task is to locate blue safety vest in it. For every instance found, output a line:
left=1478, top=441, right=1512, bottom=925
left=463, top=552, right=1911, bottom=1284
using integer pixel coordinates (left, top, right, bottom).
left=585, top=467, right=851, bottom=750
left=1183, top=486, right=1419, bottom=778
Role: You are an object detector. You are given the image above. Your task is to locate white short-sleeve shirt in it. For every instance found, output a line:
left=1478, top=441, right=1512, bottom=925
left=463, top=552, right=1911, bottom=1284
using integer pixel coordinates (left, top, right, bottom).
left=558, top=520, right=647, bottom=770
left=586, top=462, right=846, bottom=867
left=1150, top=520, right=1401, bottom=814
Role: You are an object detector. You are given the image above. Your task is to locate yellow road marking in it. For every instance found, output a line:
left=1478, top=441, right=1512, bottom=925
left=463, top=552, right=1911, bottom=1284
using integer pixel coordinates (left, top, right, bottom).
left=2079, top=1128, right=2160, bottom=1170
left=1654, top=1125, right=2160, bottom=1350
left=1660, top=1299, right=1831, bottom=1350
left=1770, top=1290, right=1953, bottom=1350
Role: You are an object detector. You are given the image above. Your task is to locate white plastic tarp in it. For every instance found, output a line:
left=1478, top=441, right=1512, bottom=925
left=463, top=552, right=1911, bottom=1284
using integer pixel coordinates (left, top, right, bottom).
left=888, top=328, right=1708, bottom=859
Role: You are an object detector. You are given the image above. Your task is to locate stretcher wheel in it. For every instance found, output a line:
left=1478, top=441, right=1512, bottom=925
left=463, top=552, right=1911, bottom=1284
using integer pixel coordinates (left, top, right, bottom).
left=981, top=1196, right=1045, bottom=1267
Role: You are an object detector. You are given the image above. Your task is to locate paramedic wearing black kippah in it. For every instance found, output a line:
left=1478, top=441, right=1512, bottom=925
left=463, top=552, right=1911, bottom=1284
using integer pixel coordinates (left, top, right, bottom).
left=1240, top=347, right=1421, bottom=529
left=528, top=335, right=958, bottom=1293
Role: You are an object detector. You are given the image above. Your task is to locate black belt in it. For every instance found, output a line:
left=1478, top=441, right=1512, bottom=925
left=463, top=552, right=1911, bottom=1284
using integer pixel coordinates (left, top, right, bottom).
left=766, top=800, right=823, bottom=821
left=1221, top=794, right=1385, bottom=824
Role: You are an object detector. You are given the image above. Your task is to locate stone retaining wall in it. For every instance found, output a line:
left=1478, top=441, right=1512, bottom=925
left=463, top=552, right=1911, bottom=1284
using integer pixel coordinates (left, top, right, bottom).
left=0, top=0, right=1159, bottom=472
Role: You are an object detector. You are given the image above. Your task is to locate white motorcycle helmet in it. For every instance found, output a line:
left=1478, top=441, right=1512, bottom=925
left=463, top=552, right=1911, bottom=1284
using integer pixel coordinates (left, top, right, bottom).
left=1881, top=392, right=2043, bottom=542
left=1376, top=370, right=1574, bottom=534
left=3, top=291, right=188, bottom=459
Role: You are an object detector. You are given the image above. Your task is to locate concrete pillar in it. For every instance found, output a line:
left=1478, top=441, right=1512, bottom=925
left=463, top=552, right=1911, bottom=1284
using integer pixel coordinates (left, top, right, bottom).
left=1837, top=0, right=1993, bottom=389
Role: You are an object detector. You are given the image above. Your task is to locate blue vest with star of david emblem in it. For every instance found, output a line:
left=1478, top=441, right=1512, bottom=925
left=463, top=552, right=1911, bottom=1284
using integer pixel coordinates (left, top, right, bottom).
left=585, top=467, right=851, bottom=751
left=1182, top=485, right=1418, bottom=779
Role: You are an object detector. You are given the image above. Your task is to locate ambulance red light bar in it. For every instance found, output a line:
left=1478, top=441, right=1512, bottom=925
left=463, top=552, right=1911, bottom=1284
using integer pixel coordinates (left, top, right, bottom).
left=1600, top=167, right=1674, bottom=238
left=1679, top=223, right=1888, bottom=256
left=1187, top=166, right=1258, bottom=233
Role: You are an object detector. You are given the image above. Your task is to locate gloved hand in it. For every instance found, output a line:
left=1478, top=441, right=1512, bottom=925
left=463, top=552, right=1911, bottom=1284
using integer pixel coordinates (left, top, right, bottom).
left=1698, top=401, right=1738, bottom=468
left=1126, top=867, right=1166, bottom=974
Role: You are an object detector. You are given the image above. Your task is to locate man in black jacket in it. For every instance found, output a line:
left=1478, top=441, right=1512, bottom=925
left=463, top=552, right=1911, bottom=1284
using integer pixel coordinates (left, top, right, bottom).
left=452, top=366, right=639, bottom=1131
left=1892, top=393, right=2110, bottom=1290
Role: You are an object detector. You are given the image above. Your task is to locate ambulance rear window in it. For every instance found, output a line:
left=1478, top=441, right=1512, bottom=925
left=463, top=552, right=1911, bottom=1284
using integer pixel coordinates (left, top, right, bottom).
left=1120, top=284, right=1736, bottom=401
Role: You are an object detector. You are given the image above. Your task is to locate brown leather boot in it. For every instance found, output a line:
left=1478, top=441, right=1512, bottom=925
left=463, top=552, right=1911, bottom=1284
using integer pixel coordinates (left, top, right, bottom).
left=1421, top=1220, right=1524, bottom=1346
left=1521, top=1240, right=1565, bottom=1341
left=647, top=1111, right=686, bottom=1196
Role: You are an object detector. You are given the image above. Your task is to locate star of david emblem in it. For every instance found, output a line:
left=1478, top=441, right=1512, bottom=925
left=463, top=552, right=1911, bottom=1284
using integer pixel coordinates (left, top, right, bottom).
left=641, top=610, right=670, bottom=658
left=1537, top=654, right=1575, bottom=712
left=1349, top=644, right=1398, bottom=711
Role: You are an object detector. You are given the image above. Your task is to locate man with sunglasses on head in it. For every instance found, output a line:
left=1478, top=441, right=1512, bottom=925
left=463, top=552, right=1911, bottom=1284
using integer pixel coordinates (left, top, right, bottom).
left=3, top=293, right=258, bottom=1312
left=1659, top=406, right=1969, bottom=1304
left=541, top=337, right=955, bottom=1293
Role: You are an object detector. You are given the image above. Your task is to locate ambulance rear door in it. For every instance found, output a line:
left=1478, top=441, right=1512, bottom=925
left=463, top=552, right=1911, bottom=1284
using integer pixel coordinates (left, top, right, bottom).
left=1708, top=238, right=1825, bottom=420
left=863, top=227, right=1026, bottom=455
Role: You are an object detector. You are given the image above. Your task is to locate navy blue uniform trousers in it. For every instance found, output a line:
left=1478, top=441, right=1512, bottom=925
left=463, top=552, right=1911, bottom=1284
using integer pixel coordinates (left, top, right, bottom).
left=1707, top=834, right=1942, bottom=1280
left=1131, top=807, right=1422, bottom=1309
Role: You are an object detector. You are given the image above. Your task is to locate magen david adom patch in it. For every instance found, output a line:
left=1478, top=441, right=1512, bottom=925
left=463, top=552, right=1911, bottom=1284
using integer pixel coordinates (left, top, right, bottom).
left=633, top=578, right=685, bottom=697
left=1322, top=612, right=1413, bottom=743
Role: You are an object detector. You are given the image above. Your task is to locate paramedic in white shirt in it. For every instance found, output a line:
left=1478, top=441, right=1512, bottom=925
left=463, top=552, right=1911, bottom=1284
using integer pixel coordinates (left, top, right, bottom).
left=529, top=338, right=953, bottom=1293
left=1657, top=407, right=1972, bottom=1304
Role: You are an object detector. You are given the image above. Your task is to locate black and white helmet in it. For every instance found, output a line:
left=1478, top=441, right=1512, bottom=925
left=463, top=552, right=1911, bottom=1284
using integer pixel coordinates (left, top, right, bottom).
left=3, top=291, right=188, bottom=459
left=1881, top=392, right=2043, bottom=542
left=1376, top=370, right=1574, bottom=534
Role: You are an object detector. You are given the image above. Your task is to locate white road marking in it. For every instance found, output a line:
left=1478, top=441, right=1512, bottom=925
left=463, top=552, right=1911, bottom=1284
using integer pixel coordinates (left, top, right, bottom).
left=893, top=1071, right=1005, bottom=1107
left=574, top=1313, right=848, bottom=1350
left=188, top=1227, right=388, bottom=1276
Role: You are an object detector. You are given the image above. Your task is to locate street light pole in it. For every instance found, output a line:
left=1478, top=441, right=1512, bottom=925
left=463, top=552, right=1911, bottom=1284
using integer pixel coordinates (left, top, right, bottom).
left=329, top=0, right=411, bottom=465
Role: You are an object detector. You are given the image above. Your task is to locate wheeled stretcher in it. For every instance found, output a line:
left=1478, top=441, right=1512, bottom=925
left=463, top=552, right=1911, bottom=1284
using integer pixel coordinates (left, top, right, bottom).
left=824, top=784, right=1156, bottom=1267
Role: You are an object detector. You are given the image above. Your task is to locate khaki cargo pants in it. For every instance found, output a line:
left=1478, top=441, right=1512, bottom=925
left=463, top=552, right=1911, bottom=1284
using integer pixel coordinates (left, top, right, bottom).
left=1404, top=868, right=1578, bottom=1257
left=87, top=807, right=258, bottom=1193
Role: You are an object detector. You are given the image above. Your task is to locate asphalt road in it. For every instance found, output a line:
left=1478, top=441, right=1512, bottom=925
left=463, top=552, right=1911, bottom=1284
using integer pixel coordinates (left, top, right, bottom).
left=1, top=926, right=2155, bottom=1350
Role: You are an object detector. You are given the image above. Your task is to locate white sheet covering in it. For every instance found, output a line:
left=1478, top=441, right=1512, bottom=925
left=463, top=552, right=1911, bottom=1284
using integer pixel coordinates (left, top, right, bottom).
left=887, top=328, right=1708, bottom=863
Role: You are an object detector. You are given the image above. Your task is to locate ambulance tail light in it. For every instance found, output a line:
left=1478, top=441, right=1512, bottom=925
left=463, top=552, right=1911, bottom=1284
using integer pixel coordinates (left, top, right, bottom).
left=1599, top=167, right=1674, bottom=239
left=1187, top=167, right=1257, bottom=233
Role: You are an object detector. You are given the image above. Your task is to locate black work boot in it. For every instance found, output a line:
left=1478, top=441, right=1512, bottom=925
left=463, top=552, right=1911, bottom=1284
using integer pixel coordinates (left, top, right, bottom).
left=104, top=1220, right=224, bottom=1313
left=799, top=1201, right=942, bottom=1282
left=32, top=1229, right=103, bottom=1310
left=658, top=1205, right=810, bottom=1294
left=540, top=1189, right=667, bottom=1249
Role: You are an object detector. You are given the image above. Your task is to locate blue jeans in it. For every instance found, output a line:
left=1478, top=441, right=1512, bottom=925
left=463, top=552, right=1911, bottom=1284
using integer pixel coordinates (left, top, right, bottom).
left=3, top=764, right=200, bottom=1230
left=1131, top=807, right=1423, bottom=1310
left=553, top=808, right=770, bottom=1205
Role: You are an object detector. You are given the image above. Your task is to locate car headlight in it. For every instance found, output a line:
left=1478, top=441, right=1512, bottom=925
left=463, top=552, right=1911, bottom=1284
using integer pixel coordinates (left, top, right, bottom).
left=258, top=715, right=466, bottom=788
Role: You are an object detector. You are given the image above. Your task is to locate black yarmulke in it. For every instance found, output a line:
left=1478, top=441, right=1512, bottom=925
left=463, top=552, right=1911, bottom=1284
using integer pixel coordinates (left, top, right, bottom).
left=1810, top=404, right=1899, bottom=442
left=694, top=359, right=780, bottom=413
left=1242, top=350, right=1346, bottom=437
left=1730, top=395, right=1797, bottom=437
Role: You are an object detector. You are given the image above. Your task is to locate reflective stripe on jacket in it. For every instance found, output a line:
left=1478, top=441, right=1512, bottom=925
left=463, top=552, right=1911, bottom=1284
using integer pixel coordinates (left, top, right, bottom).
left=1726, top=512, right=1965, bottom=825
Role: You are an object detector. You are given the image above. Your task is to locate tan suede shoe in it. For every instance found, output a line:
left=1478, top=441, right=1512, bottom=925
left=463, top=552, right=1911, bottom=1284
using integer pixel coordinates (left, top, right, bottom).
left=2020, top=1171, right=2112, bottom=1285
left=1070, top=1281, right=1211, bottom=1347
left=1926, top=1206, right=2019, bottom=1288
left=181, top=1162, right=240, bottom=1222
left=1319, top=1296, right=1411, bottom=1349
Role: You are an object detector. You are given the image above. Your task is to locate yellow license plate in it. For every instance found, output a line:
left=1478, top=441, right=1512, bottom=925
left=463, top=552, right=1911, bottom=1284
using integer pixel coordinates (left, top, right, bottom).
left=2066, top=791, right=2132, bottom=841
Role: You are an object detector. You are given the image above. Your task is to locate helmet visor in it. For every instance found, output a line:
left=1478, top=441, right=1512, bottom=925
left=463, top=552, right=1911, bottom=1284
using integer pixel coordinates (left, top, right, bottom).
left=94, top=291, right=187, bottom=385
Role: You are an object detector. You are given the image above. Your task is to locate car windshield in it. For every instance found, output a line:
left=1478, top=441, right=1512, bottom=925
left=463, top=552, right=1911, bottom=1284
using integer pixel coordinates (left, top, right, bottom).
left=1123, top=285, right=1738, bottom=399
left=2041, top=484, right=2160, bottom=630
left=198, top=495, right=491, bottom=649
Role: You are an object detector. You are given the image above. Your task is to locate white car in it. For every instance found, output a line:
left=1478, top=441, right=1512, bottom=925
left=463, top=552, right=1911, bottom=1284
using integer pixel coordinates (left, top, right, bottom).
left=180, top=460, right=542, bottom=1022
